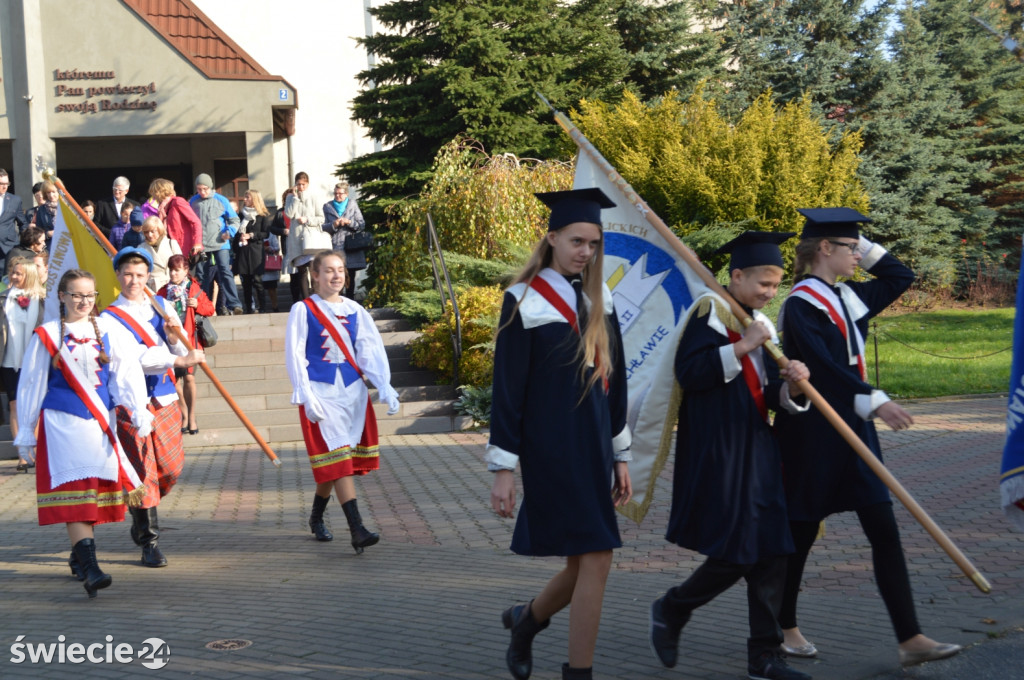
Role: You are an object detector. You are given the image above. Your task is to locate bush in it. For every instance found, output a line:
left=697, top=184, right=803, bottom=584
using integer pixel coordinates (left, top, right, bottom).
left=409, top=285, right=505, bottom=387
left=454, top=384, right=492, bottom=427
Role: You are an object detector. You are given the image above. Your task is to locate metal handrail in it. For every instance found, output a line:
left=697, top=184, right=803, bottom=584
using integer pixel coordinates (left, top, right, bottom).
left=425, top=213, right=462, bottom=385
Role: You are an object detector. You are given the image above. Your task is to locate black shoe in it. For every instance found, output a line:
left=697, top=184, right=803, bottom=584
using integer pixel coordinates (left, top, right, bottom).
left=748, top=651, right=812, bottom=680
left=72, top=538, right=112, bottom=598
left=561, top=663, right=592, bottom=679
left=341, top=498, right=379, bottom=554
left=216, top=307, right=228, bottom=316
left=309, top=494, right=333, bottom=541
left=502, top=601, right=549, bottom=680
left=650, top=596, right=685, bottom=668
left=130, top=507, right=168, bottom=567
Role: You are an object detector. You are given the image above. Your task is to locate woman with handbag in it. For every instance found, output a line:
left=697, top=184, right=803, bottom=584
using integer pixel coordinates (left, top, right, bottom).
left=158, top=254, right=215, bottom=434
left=322, top=182, right=368, bottom=299
left=283, top=172, right=326, bottom=303
left=285, top=250, right=400, bottom=553
left=234, top=190, right=273, bottom=313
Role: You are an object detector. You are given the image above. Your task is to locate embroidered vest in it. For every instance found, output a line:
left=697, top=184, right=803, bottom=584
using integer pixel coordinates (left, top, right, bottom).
left=303, top=303, right=361, bottom=387
left=41, top=333, right=114, bottom=418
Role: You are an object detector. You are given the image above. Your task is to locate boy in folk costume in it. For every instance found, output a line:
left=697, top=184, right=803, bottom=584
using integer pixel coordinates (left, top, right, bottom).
left=14, top=269, right=153, bottom=598
left=103, top=247, right=205, bottom=568
left=649, top=232, right=813, bottom=680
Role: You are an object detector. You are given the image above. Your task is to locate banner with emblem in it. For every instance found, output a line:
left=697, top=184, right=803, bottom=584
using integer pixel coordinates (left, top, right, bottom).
left=573, top=152, right=709, bottom=523
left=1001, top=246, right=1024, bottom=532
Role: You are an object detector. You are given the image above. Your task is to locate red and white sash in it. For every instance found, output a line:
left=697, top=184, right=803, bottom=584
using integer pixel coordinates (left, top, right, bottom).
left=105, top=304, right=176, bottom=386
left=528, top=274, right=609, bottom=393
left=34, top=325, right=144, bottom=494
left=788, top=279, right=866, bottom=380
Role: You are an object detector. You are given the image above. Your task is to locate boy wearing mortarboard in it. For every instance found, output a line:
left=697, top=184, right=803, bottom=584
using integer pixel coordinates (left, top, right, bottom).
left=650, top=231, right=814, bottom=680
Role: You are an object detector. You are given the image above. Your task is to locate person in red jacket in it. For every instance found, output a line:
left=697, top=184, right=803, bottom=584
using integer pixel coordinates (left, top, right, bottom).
left=158, top=254, right=214, bottom=434
left=146, top=179, right=203, bottom=263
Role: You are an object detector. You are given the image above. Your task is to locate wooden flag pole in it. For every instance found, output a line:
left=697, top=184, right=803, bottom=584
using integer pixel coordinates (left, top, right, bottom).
left=540, top=95, right=991, bottom=593
left=45, top=172, right=281, bottom=467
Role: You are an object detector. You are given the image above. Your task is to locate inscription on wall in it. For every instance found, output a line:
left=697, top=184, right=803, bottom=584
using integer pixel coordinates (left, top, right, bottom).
left=53, top=69, right=158, bottom=114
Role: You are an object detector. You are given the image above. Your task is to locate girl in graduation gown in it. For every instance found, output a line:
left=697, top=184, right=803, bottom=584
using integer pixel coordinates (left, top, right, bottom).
left=15, top=269, right=154, bottom=598
left=773, top=208, right=960, bottom=666
left=487, top=188, right=632, bottom=680
left=285, top=250, right=400, bottom=553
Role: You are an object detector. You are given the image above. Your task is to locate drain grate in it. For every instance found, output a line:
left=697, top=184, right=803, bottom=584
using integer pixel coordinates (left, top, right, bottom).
left=205, top=639, right=253, bottom=651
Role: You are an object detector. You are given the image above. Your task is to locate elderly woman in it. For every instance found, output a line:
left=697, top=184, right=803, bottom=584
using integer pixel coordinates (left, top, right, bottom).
left=145, top=179, right=203, bottom=260
left=322, top=182, right=367, bottom=299
left=140, top=217, right=182, bottom=292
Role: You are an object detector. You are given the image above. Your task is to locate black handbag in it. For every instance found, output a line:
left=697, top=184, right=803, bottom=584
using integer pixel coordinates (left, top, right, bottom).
left=196, top=314, right=218, bottom=348
left=344, top=230, right=373, bottom=252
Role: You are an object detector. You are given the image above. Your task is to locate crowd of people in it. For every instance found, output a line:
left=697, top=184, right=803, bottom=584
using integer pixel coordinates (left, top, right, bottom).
left=0, top=167, right=965, bottom=678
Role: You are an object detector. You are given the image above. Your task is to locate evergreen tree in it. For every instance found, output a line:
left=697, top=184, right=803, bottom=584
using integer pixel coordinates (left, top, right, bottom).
left=697, top=0, right=892, bottom=122
left=918, top=0, right=1024, bottom=258
left=340, top=0, right=631, bottom=219
left=856, top=1, right=993, bottom=285
left=611, top=0, right=722, bottom=101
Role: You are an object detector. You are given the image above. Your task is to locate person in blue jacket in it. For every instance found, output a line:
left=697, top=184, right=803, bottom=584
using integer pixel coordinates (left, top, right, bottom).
left=486, top=188, right=632, bottom=680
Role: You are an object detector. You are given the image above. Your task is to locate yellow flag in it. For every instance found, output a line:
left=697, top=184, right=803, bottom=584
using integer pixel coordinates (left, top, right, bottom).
left=44, top=198, right=120, bottom=320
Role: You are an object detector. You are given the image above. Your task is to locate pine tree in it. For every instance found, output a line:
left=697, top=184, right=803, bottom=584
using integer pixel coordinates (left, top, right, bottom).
left=918, top=0, right=1024, bottom=258
left=611, top=0, right=722, bottom=101
left=698, top=0, right=892, bottom=122
left=856, top=1, right=993, bottom=285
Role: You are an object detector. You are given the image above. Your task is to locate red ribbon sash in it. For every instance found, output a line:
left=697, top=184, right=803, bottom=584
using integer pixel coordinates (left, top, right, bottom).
left=528, top=276, right=608, bottom=393
left=105, top=305, right=177, bottom=386
left=793, top=284, right=866, bottom=380
left=726, top=328, right=768, bottom=422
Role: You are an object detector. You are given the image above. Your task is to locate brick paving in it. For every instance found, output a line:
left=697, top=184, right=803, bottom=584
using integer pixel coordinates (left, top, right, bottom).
left=0, top=396, right=1021, bottom=678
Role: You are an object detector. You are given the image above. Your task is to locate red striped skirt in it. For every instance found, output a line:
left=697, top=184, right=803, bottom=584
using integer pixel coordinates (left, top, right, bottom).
left=299, top=401, right=379, bottom=484
left=116, top=400, right=184, bottom=508
left=36, top=413, right=127, bottom=526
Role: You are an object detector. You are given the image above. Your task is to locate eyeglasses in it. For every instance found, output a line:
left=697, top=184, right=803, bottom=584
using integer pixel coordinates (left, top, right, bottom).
left=827, top=240, right=859, bottom=254
left=64, top=293, right=98, bottom=302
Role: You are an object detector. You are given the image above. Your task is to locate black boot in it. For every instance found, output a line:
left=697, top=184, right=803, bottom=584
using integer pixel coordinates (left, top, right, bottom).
left=72, top=538, right=112, bottom=598
left=68, top=552, right=84, bottom=581
left=501, top=600, right=550, bottom=680
left=309, top=494, right=334, bottom=541
left=562, top=664, right=593, bottom=679
left=131, top=507, right=168, bottom=568
left=341, top=498, right=379, bottom=554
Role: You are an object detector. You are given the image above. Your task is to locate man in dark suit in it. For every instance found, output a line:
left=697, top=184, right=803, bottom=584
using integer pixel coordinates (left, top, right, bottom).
left=94, top=176, right=131, bottom=237
left=0, top=169, right=27, bottom=274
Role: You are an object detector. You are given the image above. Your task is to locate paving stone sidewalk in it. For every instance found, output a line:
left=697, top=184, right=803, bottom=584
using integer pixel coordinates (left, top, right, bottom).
left=0, top=396, right=1020, bottom=679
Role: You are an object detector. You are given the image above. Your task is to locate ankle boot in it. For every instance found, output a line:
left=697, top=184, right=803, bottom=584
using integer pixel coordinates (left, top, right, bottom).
left=341, top=498, right=379, bottom=554
left=561, top=663, right=592, bottom=679
left=131, top=507, right=168, bottom=568
left=309, top=494, right=334, bottom=541
left=68, top=552, right=84, bottom=581
left=501, top=600, right=550, bottom=680
left=72, top=538, right=112, bottom=598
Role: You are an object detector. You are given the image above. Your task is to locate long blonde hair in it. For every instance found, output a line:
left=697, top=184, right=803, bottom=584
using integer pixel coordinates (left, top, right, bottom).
left=7, top=257, right=45, bottom=298
left=504, top=232, right=612, bottom=395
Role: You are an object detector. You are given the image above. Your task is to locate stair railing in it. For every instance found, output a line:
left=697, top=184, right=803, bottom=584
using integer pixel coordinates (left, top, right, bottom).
left=426, top=213, right=462, bottom=385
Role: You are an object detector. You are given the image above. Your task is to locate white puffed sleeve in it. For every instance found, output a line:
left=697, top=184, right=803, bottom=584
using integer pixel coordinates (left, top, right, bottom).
left=13, top=332, right=51, bottom=448
left=285, top=302, right=314, bottom=407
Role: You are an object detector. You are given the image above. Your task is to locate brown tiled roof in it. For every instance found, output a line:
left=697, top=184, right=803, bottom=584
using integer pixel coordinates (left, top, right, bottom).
left=121, top=0, right=278, bottom=81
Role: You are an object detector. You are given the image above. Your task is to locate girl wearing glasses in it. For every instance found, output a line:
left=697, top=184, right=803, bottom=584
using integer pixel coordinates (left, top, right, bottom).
left=13, top=269, right=153, bottom=598
left=773, top=208, right=960, bottom=666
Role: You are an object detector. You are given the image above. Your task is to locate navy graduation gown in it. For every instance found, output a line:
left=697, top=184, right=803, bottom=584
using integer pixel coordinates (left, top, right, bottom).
left=489, top=283, right=628, bottom=557
left=774, top=253, right=914, bottom=521
left=664, top=296, right=794, bottom=565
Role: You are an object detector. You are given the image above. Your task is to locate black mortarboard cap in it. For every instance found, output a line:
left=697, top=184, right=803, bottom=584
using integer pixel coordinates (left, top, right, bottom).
left=534, top=188, right=616, bottom=231
left=797, top=207, right=870, bottom=240
left=715, top=231, right=795, bottom=271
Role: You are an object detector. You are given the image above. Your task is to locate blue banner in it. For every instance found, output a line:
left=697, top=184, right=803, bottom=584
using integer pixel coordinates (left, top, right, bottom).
left=1001, top=251, right=1024, bottom=531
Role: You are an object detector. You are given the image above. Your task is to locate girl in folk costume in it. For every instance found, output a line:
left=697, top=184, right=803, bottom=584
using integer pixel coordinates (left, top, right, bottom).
left=285, top=250, right=400, bottom=553
left=157, top=254, right=215, bottom=435
left=773, top=208, right=961, bottom=666
left=488, top=189, right=632, bottom=680
left=14, top=269, right=153, bottom=598
left=1, top=258, right=46, bottom=469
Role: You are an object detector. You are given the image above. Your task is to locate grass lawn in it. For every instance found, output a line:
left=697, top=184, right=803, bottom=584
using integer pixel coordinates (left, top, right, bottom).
left=867, top=307, right=1013, bottom=399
